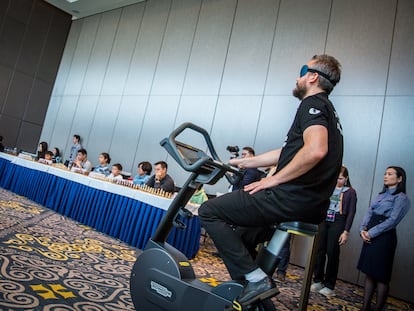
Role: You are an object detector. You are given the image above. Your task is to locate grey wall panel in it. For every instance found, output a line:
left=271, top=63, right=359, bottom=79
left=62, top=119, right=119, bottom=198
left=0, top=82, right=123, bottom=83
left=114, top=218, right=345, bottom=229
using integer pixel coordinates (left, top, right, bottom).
left=15, top=1, right=52, bottom=77
left=52, top=20, right=82, bottom=97
left=386, top=0, right=414, bottom=96
left=86, top=96, right=122, bottom=165
left=181, top=0, right=236, bottom=95
left=16, top=121, right=42, bottom=153
left=220, top=0, right=279, bottom=95
left=174, top=96, right=217, bottom=134
left=3, top=71, right=32, bottom=118
left=332, top=96, right=384, bottom=283
left=211, top=96, right=262, bottom=161
left=151, top=0, right=202, bottom=95
left=265, top=0, right=331, bottom=95
left=7, top=0, right=32, bottom=24
left=63, top=15, right=101, bottom=95
left=37, top=10, right=72, bottom=84
left=0, top=0, right=9, bottom=26
left=326, top=0, right=396, bottom=96
left=333, top=96, right=383, bottom=184
left=0, top=65, right=13, bottom=112
left=24, top=79, right=52, bottom=125
left=109, top=96, right=148, bottom=173
left=255, top=96, right=298, bottom=154
left=63, top=16, right=100, bottom=95
left=81, top=10, right=121, bottom=96
left=0, top=16, right=25, bottom=68
left=207, top=96, right=263, bottom=193
left=0, top=0, right=71, bottom=152
left=39, top=96, right=62, bottom=144
left=373, top=96, right=414, bottom=302
left=124, top=0, right=170, bottom=95
left=101, top=6, right=144, bottom=96
left=49, top=96, right=80, bottom=160
left=134, top=96, right=180, bottom=167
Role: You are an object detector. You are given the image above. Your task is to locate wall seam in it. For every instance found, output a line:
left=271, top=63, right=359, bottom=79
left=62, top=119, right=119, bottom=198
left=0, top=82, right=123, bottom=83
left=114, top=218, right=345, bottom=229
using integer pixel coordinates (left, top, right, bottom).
left=174, top=0, right=203, bottom=130
left=131, top=0, right=173, bottom=166
left=208, top=0, right=239, bottom=136
left=45, top=14, right=78, bottom=146
left=62, top=15, right=101, bottom=156
left=254, top=0, right=282, bottom=150
left=112, top=2, right=146, bottom=166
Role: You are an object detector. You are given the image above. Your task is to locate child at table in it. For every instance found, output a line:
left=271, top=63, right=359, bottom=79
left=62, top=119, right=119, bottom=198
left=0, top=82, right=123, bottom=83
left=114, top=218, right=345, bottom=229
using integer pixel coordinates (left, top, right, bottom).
left=38, top=151, right=53, bottom=165
left=107, top=163, right=123, bottom=180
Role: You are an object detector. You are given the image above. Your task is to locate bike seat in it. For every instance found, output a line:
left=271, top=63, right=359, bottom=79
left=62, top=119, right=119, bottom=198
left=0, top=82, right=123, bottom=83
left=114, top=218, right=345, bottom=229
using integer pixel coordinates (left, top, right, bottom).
left=278, top=221, right=319, bottom=237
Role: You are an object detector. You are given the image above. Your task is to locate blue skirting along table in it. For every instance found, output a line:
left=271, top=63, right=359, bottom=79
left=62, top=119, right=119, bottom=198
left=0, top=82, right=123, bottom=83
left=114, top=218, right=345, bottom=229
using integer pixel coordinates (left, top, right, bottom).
left=0, top=153, right=200, bottom=258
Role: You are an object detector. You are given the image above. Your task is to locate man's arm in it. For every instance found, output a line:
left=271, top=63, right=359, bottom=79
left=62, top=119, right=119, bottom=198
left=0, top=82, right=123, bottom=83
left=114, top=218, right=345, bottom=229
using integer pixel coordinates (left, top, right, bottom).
left=229, top=149, right=282, bottom=169
left=244, top=125, right=328, bottom=194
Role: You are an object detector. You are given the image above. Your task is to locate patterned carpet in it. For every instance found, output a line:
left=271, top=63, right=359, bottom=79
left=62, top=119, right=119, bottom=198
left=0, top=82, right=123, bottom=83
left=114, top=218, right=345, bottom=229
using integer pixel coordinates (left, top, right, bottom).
left=0, top=187, right=413, bottom=310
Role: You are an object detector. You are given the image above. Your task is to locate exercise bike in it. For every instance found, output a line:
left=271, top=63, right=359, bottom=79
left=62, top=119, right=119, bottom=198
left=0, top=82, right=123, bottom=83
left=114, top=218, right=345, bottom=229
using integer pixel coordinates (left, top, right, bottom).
left=130, top=122, right=287, bottom=311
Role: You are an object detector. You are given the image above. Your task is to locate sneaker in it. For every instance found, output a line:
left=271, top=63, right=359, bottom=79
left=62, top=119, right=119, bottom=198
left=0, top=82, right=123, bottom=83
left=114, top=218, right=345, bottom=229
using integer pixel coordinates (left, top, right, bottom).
left=310, top=282, right=324, bottom=292
left=319, top=287, right=336, bottom=298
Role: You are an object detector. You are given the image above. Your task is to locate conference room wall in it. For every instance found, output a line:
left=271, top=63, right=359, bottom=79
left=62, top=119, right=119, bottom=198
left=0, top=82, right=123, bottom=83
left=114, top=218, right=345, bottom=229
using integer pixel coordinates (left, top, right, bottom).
left=40, top=0, right=414, bottom=301
left=0, top=0, right=71, bottom=152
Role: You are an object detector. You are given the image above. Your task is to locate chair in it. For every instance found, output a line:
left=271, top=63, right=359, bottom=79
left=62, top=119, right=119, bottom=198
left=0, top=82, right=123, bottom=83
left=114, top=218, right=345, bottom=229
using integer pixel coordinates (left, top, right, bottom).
left=256, top=221, right=319, bottom=311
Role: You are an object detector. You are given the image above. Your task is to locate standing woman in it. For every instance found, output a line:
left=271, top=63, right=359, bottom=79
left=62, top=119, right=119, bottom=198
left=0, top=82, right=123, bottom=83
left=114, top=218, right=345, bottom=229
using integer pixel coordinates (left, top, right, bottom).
left=358, top=166, right=411, bottom=311
left=311, top=165, right=357, bottom=297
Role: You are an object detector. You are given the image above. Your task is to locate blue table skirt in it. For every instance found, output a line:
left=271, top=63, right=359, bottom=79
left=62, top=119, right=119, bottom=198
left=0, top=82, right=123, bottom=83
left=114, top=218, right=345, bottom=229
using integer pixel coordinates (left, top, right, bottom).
left=0, top=157, right=200, bottom=258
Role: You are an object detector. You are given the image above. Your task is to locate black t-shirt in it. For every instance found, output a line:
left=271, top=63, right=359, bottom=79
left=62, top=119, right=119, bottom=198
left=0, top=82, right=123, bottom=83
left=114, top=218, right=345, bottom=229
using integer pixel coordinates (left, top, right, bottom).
left=274, top=92, right=343, bottom=223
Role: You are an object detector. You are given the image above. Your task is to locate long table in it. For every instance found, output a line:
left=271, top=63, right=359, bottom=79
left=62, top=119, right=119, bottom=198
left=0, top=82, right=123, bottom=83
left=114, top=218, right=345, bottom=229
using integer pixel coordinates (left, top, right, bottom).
left=0, top=153, right=200, bottom=258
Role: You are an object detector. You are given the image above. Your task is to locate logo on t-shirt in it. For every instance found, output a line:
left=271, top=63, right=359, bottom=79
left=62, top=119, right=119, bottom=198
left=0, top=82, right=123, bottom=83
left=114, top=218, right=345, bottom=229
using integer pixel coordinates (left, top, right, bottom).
left=309, top=108, right=321, bottom=115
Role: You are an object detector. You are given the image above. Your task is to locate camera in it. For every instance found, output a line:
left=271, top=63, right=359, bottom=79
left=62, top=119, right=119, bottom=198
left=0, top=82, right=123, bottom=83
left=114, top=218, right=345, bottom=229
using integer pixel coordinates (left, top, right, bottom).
left=226, top=145, right=239, bottom=159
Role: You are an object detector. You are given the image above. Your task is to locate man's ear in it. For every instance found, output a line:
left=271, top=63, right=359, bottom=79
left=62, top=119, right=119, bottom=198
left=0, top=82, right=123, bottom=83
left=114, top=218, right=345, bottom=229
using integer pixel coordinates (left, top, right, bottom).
left=307, top=72, right=320, bottom=84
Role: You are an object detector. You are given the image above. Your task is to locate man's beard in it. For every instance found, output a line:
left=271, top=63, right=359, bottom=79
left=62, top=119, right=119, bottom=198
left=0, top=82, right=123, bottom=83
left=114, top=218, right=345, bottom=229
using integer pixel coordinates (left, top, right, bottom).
left=292, top=83, right=306, bottom=100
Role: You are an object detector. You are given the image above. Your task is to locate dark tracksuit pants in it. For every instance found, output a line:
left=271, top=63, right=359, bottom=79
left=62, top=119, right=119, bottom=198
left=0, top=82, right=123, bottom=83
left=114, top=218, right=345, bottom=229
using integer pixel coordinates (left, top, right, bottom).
left=313, top=215, right=346, bottom=289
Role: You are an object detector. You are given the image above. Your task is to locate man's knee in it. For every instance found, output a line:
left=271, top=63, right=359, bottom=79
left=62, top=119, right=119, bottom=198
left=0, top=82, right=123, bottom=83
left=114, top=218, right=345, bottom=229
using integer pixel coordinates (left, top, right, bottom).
left=198, top=201, right=211, bottom=221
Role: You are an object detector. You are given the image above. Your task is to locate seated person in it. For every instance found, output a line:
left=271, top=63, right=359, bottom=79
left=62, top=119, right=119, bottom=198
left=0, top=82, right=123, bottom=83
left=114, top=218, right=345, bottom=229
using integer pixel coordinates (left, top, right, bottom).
left=189, top=186, right=209, bottom=205
left=52, top=147, right=62, bottom=163
left=70, top=148, right=92, bottom=174
left=38, top=151, right=54, bottom=165
left=107, top=163, right=123, bottom=180
left=145, top=161, right=175, bottom=193
left=231, top=147, right=264, bottom=191
left=36, top=141, right=48, bottom=160
left=94, top=152, right=111, bottom=176
left=133, top=161, right=152, bottom=185
left=0, top=135, right=4, bottom=152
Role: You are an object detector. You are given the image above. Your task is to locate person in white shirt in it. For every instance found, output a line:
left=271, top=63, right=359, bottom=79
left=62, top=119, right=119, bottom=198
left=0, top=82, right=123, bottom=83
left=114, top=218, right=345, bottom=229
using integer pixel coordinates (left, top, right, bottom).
left=107, top=163, right=123, bottom=180
left=70, top=149, right=92, bottom=174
